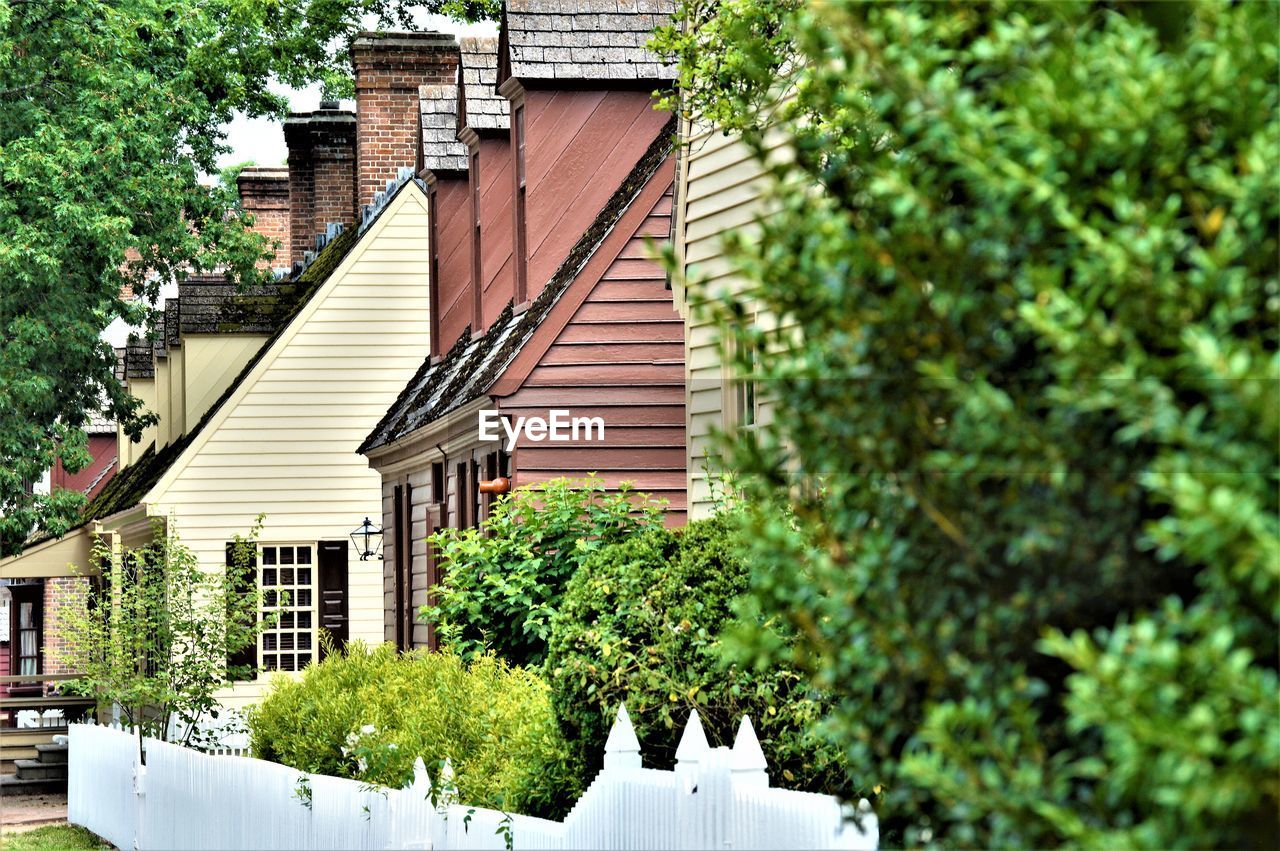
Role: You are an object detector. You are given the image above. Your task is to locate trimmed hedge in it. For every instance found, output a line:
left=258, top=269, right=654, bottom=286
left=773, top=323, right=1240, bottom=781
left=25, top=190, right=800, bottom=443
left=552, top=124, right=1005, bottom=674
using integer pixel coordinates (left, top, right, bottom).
left=246, top=643, right=583, bottom=818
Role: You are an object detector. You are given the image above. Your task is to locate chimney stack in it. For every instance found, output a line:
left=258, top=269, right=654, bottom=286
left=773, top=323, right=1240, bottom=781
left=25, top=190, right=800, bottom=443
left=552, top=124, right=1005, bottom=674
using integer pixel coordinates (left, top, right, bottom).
left=235, top=167, right=291, bottom=269
left=352, top=32, right=459, bottom=215
left=284, top=103, right=357, bottom=265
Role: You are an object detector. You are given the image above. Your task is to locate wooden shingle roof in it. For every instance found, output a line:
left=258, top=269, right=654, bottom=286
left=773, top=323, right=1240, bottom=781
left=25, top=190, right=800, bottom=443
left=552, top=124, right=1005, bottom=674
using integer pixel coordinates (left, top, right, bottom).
left=502, top=0, right=676, bottom=84
left=420, top=84, right=469, bottom=172
left=460, top=37, right=508, bottom=132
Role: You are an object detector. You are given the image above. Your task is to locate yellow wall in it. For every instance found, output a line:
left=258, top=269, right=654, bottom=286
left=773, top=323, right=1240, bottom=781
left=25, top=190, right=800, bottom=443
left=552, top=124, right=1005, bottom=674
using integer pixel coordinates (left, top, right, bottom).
left=143, top=185, right=433, bottom=708
left=167, top=346, right=186, bottom=440
left=182, top=334, right=268, bottom=430
left=154, top=357, right=171, bottom=448
left=120, top=378, right=158, bottom=470
left=675, top=120, right=786, bottom=518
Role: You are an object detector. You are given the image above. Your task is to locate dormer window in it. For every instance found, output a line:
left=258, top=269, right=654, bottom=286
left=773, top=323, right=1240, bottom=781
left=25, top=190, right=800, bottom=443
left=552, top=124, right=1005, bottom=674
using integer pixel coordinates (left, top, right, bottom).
left=514, top=103, right=528, bottom=304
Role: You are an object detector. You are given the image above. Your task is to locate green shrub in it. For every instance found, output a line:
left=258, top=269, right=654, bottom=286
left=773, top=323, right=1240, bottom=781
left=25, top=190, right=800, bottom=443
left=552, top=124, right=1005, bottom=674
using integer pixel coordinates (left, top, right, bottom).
left=546, top=512, right=844, bottom=793
left=246, top=643, right=582, bottom=818
left=424, top=475, right=666, bottom=666
left=657, top=1, right=1278, bottom=846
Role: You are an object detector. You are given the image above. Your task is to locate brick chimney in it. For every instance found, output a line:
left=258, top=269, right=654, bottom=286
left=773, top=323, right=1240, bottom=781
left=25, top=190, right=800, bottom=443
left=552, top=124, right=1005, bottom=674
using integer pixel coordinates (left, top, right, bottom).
left=284, top=102, right=357, bottom=264
left=352, top=32, right=459, bottom=214
left=236, top=167, right=291, bottom=269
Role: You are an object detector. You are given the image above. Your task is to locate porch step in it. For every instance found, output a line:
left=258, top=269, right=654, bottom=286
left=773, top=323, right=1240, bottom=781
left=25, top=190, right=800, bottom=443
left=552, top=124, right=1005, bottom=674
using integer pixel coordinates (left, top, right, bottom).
left=35, top=743, right=68, bottom=764
left=12, top=757, right=67, bottom=782
left=0, top=773, right=65, bottom=795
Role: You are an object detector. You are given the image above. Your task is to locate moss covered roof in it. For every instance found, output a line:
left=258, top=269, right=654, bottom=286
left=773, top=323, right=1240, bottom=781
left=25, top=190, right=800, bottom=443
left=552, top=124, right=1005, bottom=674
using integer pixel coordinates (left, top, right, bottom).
left=72, top=213, right=368, bottom=530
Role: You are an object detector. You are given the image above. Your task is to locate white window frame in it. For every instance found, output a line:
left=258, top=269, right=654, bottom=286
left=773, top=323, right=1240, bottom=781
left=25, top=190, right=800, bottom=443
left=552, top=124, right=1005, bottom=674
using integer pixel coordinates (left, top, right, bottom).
left=258, top=543, right=318, bottom=673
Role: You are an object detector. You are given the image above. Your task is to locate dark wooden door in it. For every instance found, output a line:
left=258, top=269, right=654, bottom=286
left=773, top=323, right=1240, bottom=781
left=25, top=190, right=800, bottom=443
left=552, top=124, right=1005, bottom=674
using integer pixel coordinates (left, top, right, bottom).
left=317, top=540, right=349, bottom=657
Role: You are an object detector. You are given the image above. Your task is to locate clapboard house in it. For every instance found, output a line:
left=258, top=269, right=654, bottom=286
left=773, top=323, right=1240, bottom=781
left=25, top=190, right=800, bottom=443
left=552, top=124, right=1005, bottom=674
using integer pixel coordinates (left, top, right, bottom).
left=360, top=2, right=685, bottom=650
left=0, top=33, right=462, bottom=714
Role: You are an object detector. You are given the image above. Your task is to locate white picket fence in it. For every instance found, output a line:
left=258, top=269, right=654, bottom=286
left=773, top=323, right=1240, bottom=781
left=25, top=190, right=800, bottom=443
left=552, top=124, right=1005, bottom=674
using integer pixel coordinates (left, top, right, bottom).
left=68, top=706, right=877, bottom=850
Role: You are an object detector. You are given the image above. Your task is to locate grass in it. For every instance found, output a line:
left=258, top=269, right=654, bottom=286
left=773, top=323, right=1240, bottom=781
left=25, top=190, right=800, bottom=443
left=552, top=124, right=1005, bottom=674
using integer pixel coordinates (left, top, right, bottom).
left=0, top=825, right=112, bottom=851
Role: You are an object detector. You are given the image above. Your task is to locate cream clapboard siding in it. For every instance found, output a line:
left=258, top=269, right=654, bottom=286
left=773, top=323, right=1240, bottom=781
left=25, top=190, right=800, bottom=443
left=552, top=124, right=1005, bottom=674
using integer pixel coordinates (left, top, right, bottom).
left=676, top=119, right=789, bottom=518
left=155, top=358, right=172, bottom=448
left=167, top=346, right=186, bottom=442
left=125, top=379, right=157, bottom=470
left=182, top=335, right=268, bottom=431
left=143, top=185, right=432, bottom=708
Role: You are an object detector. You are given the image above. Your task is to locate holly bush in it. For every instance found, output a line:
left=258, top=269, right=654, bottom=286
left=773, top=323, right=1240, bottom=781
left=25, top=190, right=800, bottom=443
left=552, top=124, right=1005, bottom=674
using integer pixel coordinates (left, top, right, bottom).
left=422, top=476, right=665, bottom=667
left=545, top=513, right=844, bottom=793
left=657, top=1, right=1278, bottom=846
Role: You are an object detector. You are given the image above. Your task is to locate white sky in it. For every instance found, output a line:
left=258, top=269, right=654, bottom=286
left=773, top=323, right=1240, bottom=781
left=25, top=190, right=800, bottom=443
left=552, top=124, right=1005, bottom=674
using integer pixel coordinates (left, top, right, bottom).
left=217, top=15, right=498, bottom=170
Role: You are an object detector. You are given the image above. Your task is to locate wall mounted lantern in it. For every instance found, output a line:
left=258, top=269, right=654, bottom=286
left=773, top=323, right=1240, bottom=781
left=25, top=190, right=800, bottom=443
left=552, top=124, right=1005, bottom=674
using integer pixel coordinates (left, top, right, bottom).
left=350, top=517, right=384, bottom=561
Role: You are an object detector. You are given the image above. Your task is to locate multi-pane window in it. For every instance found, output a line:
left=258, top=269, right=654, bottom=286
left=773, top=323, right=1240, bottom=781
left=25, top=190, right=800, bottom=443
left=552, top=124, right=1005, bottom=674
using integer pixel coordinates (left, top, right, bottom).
left=259, top=545, right=315, bottom=673
left=16, top=599, right=38, bottom=676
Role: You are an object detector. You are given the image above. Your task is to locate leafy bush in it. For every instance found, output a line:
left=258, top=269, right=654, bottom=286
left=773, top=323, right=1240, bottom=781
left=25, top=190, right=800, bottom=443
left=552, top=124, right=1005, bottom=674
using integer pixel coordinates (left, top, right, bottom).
left=546, top=513, right=843, bottom=792
left=246, top=643, right=582, bottom=818
left=424, top=476, right=665, bottom=666
left=658, top=1, right=1278, bottom=847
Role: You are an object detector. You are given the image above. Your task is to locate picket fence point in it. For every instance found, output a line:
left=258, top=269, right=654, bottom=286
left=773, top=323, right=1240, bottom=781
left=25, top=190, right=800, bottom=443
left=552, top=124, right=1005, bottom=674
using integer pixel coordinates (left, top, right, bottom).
left=435, top=756, right=459, bottom=808
left=603, top=703, right=642, bottom=770
left=410, top=757, right=432, bottom=794
left=730, top=715, right=769, bottom=787
left=675, top=708, right=709, bottom=764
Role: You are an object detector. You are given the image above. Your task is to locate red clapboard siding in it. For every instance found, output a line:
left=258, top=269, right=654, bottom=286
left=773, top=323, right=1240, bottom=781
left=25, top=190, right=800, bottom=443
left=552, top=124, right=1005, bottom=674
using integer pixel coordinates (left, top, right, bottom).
left=523, top=89, right=670, bottom=300
left=478, top=136, right=514, bottom=331
left=539, top=341, right=684, bottom=365
left=524, top=363, right=685, bottom=386
left=500, top=176, right=685, bottom=518
left=435, top=177, right=473, bottom=349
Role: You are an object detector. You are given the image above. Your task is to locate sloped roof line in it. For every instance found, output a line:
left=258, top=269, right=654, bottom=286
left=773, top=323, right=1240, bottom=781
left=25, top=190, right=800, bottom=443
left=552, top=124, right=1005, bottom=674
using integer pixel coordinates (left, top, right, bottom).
left=72, top=178, right=428, bottom=532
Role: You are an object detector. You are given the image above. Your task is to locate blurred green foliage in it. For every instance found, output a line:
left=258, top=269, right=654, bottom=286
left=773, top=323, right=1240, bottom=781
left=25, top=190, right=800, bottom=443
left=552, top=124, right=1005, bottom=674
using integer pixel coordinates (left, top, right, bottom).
left=656, top=0, right=1279, bottom=846
left=247, top=643, right=582, bottom=819
left=546, top=513, right=844, bottom=792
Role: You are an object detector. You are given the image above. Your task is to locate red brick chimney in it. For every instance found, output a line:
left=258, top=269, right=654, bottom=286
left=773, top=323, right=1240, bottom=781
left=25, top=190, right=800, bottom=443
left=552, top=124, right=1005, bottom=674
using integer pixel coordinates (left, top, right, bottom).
left=284, top=102, right=357, bottom=264
left=236, top=167, right=291, bottom=269
left=352, top=33, right=459, bottom=215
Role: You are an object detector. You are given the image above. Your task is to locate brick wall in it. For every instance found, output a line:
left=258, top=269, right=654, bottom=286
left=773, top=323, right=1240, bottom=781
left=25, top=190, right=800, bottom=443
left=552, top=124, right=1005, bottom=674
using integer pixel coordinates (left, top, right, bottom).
left=236, top=167, right=291, bottom=269
left=285, top=105, right=357, bottom=265
left=43, top=577, right=90, bottom=679
left=352, top=33, right=459, bottom=213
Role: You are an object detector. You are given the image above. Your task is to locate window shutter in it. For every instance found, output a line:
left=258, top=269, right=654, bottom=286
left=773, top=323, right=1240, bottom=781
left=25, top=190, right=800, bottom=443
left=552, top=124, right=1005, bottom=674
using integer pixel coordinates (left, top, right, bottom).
left=393, top=484, right=405, bottom=650
left=318, top=540, right=349, bottom=657
left=402, top=482, right=414, bottom=650
left=225, top=543, right=257, bottom=675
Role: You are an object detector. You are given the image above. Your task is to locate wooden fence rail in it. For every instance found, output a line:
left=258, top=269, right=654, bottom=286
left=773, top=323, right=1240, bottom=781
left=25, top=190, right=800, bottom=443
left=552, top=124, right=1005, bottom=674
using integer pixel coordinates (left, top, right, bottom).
left=68, top=706, right=877, bottom=850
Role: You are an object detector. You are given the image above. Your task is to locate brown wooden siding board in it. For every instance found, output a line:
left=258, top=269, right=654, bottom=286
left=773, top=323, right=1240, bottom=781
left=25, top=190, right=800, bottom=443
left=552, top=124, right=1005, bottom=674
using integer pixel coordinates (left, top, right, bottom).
left=524, top=363, right=686, bottom=385
left=540, top=342, right=684, bottom=365
left=525, top=96, right=666, bottom=291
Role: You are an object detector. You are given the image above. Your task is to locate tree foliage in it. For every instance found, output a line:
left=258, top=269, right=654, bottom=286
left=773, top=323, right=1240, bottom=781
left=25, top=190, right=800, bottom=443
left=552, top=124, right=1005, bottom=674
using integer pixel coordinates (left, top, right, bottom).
left=657, top=1, right=1279, bottom=846
left=53, top=518, right=267, bottom=747
left=0, top=0, right=496, bottom=554
left=424, top=476, right=666, bottom=667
